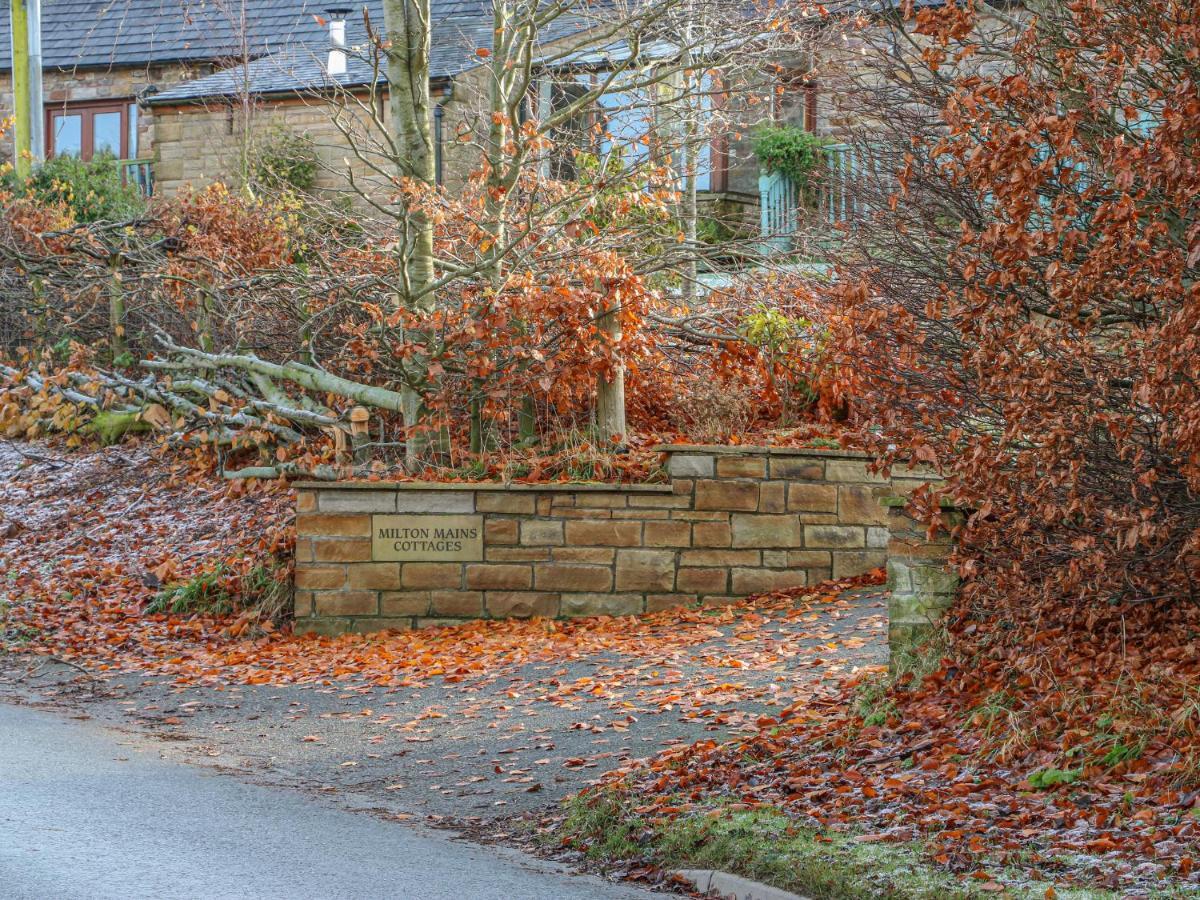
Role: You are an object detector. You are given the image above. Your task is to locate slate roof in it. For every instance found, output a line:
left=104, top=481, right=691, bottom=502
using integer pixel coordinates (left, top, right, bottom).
left=147, top=2, right=599, bottom=104
left=147, top=3, right=498, bottom=102
left=0, top=0, right=492, bottom=74
left=1, top=0, right=306, bottom=71
left=3, top=0, right=929, bottom=102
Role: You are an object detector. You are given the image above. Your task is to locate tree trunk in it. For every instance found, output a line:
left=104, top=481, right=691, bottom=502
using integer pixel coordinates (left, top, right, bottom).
left=595, top=287, right=627, bottom=446
left=680, top=129, right=699, bottom=305
left=678, top=7, right=700, bottom=306
left=382, top=0, right=438, bottom=469
left=382, top=0, right=437, bottom=294
left=518, top=395, right=537, bottom=443
left=483, top=0, right=512, bottom=283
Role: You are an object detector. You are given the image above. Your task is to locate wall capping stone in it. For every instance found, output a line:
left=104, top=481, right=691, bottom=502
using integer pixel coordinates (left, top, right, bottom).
left=652, top=443, right=874, bottom=460
left=295, top=480, right=675, bottom=493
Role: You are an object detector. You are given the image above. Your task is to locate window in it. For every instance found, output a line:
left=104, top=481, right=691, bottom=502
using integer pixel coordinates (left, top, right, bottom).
left=542, top=71, right=724, bottom=192
left=772, top=75, right=818, bottom=133
left=594, top=82, right=654, bottom=171
left=46, top=102, right=138, bottom=160
left=683, top=72, right=721, bottom=192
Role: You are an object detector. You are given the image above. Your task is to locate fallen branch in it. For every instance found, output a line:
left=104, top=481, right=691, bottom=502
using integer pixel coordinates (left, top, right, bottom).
left=221, top=463, right=343, bottom=481
left=150, top=333, right=408, bottom=413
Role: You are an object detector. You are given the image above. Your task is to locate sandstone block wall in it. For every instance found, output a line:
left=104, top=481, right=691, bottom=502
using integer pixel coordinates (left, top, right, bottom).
left=293, top=446, right=935, bottom=635
left=885, top=502, right=964, bottom=660
left=149, top=73, right=493, bottom=200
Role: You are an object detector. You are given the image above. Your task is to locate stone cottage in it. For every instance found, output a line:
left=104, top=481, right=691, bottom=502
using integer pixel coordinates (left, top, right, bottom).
left=0, top=0, right=353, bottom=187
left=137, top=2, right=826, bottom=229
left=2, top=0, right=853, bottom=238
left=141, top=1, right=506, bottom=197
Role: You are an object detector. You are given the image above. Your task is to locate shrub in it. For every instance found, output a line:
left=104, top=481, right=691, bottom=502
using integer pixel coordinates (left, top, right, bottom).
left=249, top=128, right=320, bottom=193
left=696, top=216, right=735, bottom=245
left=147, top=565, right=235, bottom=616
left=665, top=377, right=757, bottom=444
left=19, top=153, right=144, bottom=222
left=146, top=560, right=289, bottom=622
left=821, top=2, right=1200, bottom=620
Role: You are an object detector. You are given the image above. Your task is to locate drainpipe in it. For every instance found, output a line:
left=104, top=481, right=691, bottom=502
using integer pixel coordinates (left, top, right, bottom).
left=326, top=6, right=350, bottom=76
left=433, top=80, right=453, bottom=187
left=27, top=0, right=43, bottom=163
left=433, top=103, right=444, bottom=186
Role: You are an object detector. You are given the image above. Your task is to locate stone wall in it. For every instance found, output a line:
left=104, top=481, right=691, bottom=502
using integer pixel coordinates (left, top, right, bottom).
left=149, top=93, right=391, bottom=199
left=148, top=77, right=491, bottom=200
left=293, top=445, right=936, bottom=635
left=885, top=501, right=964, bottom=660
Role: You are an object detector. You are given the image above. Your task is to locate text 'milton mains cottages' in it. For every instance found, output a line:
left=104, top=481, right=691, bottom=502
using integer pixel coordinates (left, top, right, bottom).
left=371, top=515, right=484, bottom=561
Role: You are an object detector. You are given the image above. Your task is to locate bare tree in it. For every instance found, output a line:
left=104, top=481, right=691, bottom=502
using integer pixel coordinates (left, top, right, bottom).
left=1, top=0, right=828, bottom=475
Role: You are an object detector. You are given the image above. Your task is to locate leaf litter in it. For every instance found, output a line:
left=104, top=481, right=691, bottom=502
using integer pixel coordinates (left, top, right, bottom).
left=6, top=440, right=1193, bottom=895
left=0, top=439, right=881, bottom=785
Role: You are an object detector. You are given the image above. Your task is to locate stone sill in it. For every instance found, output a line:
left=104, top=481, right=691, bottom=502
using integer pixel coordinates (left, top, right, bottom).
left=653, top=443, right=871, bottom=460
left=294, top=480, right=675, bottom=493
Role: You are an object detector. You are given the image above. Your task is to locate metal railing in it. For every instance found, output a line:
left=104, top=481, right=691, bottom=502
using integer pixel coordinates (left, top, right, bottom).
left=820, top=143, right=859, bottom=226
left=119, top=159, right=154, bottom=197
left=757, top=142, right=885, bottom=249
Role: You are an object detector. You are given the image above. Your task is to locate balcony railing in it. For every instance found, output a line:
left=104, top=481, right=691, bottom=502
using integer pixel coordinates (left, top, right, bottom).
left=757, top=143, right=881, bottom=250
left=758, top=169, right=801, bottom=253
left=119, top=159, right=154, bottom=197
left=820, top=143, right=861, bottom=226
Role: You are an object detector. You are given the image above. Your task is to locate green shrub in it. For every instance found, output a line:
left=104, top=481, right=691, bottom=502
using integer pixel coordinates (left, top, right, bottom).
left=738, top=304, right=814, bottom=356
left=1027, top=766, right=1082, bottom=789
left=21, top=153, right=145, bottom=222
left=696, top=215, right=736, bottom=245
left=146, top=560, right=290, bottom=621
left=250, top=129, right=319, bottom=193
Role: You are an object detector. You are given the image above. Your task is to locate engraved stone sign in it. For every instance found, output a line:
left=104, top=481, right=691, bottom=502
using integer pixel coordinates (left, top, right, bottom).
left=372, top=514, right=484, bottom=561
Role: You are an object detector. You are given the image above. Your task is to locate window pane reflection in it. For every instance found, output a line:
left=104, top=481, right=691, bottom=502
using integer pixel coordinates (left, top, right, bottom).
left=93, top=112, right=122, bottom=157
left=53, top=114, right=83, bottom=157
left=128, top=103, right=138, bottom=158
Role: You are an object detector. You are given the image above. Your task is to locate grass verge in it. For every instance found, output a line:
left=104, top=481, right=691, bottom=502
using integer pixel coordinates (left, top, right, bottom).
left=560, top=791, right=1127, bottom=900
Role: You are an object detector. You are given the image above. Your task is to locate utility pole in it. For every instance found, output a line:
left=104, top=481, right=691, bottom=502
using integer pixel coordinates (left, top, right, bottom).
left=8, top=0, right=43, bottom=179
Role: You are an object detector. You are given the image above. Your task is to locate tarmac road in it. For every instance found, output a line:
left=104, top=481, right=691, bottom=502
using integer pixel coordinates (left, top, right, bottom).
left=0, top=702, right=658, bottom=900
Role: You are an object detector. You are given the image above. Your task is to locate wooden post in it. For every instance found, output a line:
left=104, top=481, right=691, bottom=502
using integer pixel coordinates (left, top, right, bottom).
left=8, top=0, right=31, bottom=179
left=349, top=406, right=371, bottom=466
left=26, top=0, right=42, bottom=164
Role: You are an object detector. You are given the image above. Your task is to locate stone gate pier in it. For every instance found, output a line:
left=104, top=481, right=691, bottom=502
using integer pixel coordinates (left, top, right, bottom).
left=292, top=445, right=958, bottom=652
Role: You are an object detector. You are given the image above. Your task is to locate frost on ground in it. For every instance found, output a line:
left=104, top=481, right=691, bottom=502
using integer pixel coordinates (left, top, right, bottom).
left=0, top=439, right=886, bottom=822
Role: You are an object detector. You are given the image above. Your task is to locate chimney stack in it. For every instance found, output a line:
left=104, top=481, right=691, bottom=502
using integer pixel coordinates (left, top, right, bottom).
left=326, top=7, right=351, bottom=76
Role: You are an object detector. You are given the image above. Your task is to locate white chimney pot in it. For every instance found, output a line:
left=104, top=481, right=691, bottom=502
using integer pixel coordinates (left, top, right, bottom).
left=328, top=15, right=347, bottom=76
